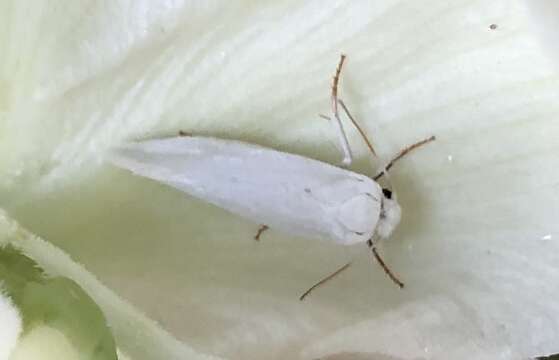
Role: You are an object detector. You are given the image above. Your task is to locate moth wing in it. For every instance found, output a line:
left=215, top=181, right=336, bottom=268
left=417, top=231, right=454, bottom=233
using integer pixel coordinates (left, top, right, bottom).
left=109, top=136, right=382, bottom=244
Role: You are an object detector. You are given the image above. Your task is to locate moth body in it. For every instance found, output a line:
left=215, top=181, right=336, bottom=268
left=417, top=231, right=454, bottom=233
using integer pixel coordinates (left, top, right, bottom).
left=110, top=136, right=400, bottom=245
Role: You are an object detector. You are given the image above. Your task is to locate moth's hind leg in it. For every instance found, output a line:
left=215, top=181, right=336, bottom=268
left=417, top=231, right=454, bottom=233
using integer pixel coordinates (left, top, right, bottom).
left=254, top=225, right=269, bottom=241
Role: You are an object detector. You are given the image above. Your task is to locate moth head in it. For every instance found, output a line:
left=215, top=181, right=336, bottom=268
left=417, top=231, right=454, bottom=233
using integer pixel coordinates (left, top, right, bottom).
left=375, top=188, right=402, bottom=239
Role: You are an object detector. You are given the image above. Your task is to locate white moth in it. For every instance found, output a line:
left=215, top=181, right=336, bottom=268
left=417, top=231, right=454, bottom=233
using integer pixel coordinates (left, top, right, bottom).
left=111, top=135, right=399, bottom=243
left=109, top=55, right=435, bottom=296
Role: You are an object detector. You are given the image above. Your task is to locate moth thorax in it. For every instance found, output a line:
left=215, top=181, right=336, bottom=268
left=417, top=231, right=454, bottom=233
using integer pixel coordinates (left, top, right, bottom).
left=375, top=195, right=402, bottom=239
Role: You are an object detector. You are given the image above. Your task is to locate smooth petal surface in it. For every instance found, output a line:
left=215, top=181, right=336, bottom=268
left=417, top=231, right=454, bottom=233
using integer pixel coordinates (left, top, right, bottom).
left=1, top=1, right=559, bottom=359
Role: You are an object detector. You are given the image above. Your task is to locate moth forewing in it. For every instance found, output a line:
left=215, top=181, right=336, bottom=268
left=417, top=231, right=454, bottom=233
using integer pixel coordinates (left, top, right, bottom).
left=110, top=136, right=383, bottom=245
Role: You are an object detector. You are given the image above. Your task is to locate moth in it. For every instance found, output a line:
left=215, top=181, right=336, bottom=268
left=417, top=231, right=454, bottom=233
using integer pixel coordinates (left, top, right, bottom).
left=110, top=55, right=435, bottom=299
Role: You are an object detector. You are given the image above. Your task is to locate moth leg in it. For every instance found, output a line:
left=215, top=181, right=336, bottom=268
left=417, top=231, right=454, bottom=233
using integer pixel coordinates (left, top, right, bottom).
left=299, top=262, right=351, bottom=301
left=367, top=239, right=404, bottom=288
left=178, top=130, right=192, bottom=137
left=330, top=54, right=353, bottom=167
left=323, top=55, right=377, bottom=165
left=374, top=135, right=436, bottom=181
left=337, top=99, right=377, bottom=157
left=254, top=225, right=269, bottom=241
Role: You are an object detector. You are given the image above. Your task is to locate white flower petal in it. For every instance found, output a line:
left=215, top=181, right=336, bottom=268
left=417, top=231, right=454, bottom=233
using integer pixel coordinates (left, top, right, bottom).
left=0, top=292, right=21, bottom=360
left=10, top=326, right=82, bottom=360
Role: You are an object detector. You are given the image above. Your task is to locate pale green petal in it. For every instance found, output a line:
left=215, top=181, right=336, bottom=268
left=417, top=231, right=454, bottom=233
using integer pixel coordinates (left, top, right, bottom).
left=0, top=210, right=222, bottom=360
left=0, top=243, right=117, bottom=359
left=1, top=1, right=559, bottom=359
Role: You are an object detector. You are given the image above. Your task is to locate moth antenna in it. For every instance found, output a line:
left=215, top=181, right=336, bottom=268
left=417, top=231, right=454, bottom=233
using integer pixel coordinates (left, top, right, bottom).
left=367, top=240, right=404, bottom=288
left=330, top=54, right=353, bottom=166
left=374, top=135, right=436, bottom=181
left=337, top=99, right=377, bottom=157
left=299, top=262, right=351, bottom=301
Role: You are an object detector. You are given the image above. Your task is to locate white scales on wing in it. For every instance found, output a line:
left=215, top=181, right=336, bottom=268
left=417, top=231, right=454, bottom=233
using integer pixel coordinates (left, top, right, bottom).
left=110, top=136, right=385, bottom=245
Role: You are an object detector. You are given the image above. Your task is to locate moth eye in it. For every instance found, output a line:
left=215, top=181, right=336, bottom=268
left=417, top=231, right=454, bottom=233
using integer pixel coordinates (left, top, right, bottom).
left=382, top=188, right=392, bottom=199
